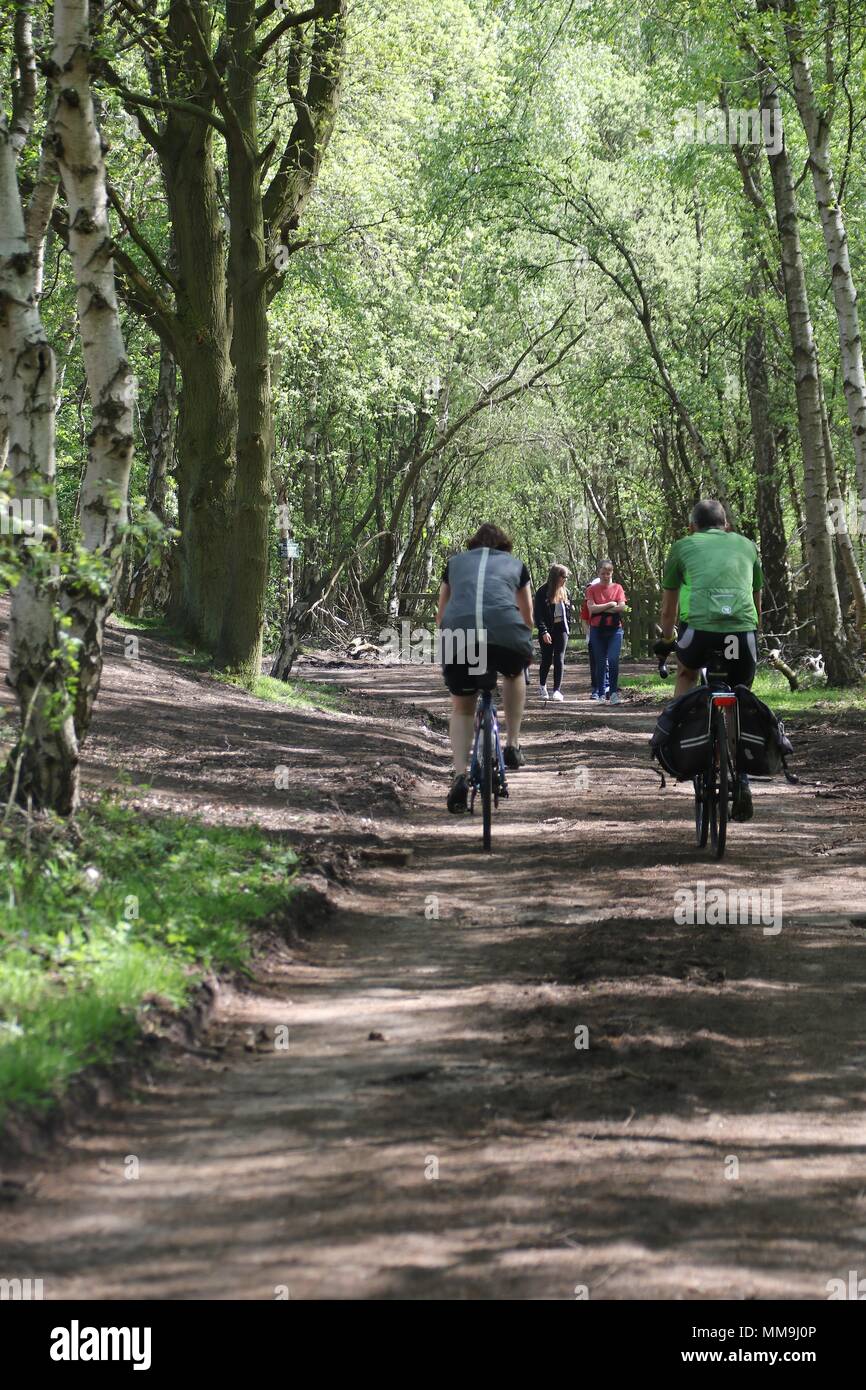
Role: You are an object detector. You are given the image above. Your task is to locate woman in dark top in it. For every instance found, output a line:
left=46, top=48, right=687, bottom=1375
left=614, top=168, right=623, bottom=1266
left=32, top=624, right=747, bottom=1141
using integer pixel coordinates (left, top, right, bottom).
left=437, top=522, right=534, bottom=813
left=534, top=564, right=571, bottom=702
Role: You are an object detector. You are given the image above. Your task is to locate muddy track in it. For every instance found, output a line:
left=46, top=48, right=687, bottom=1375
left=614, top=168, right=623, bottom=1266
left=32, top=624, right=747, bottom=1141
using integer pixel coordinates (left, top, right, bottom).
left=2, top=630, right=866, bottom=1300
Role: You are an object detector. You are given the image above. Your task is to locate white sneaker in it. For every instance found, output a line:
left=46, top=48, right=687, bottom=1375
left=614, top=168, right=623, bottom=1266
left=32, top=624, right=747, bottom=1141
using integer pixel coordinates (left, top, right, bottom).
left=539, top=685, right=549, bottom=700
left=609, top=691, right=622, bottom=705
left=552, top=690, right=564, bottom=702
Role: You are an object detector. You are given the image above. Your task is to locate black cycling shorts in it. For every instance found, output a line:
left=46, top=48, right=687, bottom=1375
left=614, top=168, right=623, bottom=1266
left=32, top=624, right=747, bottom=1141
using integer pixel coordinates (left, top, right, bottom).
left=675, top=627, right=758, bottom=687
left=443, top=643, right=528, bottom=696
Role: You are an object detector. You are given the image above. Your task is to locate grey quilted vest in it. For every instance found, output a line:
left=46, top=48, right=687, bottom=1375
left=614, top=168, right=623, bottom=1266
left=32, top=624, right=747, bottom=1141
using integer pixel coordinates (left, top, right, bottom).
left=441, top=548, right=532, bottom=658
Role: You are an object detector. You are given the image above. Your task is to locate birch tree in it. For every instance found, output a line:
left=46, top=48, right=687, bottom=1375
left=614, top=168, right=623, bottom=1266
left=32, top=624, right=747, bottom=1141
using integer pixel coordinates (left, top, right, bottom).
left=758, top=49, right=859, bottom=682
left=50, top=0, right=138, bottom=733
left=782, top=0, right=866, bottom=503
left=1, top=3, right=79, bottom=814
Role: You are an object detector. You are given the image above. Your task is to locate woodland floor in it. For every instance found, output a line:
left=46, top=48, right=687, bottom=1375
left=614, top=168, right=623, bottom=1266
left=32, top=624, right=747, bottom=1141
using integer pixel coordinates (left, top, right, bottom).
left=2, top=623, right=866, bottom=1300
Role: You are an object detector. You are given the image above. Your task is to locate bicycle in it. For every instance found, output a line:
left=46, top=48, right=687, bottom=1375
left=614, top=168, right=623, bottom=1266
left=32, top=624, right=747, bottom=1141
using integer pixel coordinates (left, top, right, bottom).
left=468, top=686, right=509, bottom=852
left=655, top=638, right=741, bottom=860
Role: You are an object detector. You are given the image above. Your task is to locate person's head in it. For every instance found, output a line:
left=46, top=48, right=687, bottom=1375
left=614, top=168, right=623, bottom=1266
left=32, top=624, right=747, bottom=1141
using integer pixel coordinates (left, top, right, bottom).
left=547, top=563, right=569, bottom=599
left=466, top=522, right=513, bottom=552
left=689, top=499, right=729, bottom=532
left=599, top=558, right=614, bottom=583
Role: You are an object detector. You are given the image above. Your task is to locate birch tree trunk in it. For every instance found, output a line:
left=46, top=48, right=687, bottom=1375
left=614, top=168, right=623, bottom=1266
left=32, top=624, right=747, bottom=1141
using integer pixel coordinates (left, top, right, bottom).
left=783, top=0, right=866, bottom=502
left=51, top=0, right=138, bottom=733
left=819, top=377, right=866, bottom=636
left=760, top=66, right=859, bottom=683
left=0, top=117, right=80, bottom=813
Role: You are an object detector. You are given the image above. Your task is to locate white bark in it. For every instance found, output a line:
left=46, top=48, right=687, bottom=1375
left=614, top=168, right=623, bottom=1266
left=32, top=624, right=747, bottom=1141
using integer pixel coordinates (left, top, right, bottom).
left=0, top=116, right=80, bottom=812
left=50, top=0, right=138, bottom=733
left=784, top=3, right=866, bottom=501
left=760, top=69, right=859, bottom=683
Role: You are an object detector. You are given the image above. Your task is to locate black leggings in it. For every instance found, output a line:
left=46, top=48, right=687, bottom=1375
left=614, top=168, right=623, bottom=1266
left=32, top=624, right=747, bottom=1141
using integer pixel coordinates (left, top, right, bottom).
left=539, top=625, right=568, bottom=691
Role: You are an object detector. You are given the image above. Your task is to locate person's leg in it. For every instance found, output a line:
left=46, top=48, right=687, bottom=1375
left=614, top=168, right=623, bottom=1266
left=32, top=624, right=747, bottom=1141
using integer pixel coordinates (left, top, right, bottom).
left=673, top=626, right=702, bottom=700
left=673, top=661, right=700, bottom=700
left=449, top=694, right=476, bottom=772
left=539, top=642, right=553, bottom=689
left=606, top=628, right=623, bottom=694
left=502, top=673, right=526, bottom=749
left=552, top=628, right=567, bottom=692
left=588, top=628, right=605, bottom=697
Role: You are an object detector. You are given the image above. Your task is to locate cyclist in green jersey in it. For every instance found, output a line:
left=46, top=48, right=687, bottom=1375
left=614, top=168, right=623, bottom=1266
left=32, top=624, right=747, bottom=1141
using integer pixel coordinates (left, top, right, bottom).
left=658, top=499, right=764, bottom=821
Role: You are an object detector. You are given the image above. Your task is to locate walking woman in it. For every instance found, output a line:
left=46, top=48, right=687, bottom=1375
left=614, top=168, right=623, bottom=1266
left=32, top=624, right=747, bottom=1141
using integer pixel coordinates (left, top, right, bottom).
left=586, top=559, right=627, bottom=703
left=534, top=564, right=572, bottom=702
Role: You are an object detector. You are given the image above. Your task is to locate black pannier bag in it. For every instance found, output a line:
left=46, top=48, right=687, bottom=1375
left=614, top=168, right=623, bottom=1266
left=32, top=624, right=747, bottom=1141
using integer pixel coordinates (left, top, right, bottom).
left=734, top=684, right=796, bottom=779
left=651, top=686, right=713, bottom=781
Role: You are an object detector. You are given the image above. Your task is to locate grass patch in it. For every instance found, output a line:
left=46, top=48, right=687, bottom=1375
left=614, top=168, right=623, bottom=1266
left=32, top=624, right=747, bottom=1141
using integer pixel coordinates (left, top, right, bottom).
left=620, top=666, right=866, bottom=717
left=223, top=672, right=344, bottom=711
left=0, top=798, right=297, bottom=1121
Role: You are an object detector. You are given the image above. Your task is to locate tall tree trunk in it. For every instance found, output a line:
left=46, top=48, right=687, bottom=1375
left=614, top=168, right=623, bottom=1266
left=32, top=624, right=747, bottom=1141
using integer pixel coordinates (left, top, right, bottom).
left=160, top=89, right=236, bottom=650
left=819, top=379, right=866, bottom=637
left=0, top=117, right=79, bottom=813
left=743, top=276, right=793, bottom=632
left=122, top=341, right=177, bottom=616
left=760, top=61, right=859, bottom=682
left=52, top=0, right=138, bottom=733
left=784, top=0, right=866, bottom=501
left=215, top=0, right=272, bottom=678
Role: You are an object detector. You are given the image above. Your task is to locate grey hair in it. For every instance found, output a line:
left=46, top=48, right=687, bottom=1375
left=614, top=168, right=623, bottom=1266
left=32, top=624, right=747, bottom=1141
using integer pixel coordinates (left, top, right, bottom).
left=690, top=499, right=727, bottom=531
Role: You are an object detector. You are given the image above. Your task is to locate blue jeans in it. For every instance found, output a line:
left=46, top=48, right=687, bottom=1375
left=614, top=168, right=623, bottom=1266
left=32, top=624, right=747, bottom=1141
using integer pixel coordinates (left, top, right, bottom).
left=589, top=626, right=622, bottom=697
left=588, top=640, right=609, bottom=694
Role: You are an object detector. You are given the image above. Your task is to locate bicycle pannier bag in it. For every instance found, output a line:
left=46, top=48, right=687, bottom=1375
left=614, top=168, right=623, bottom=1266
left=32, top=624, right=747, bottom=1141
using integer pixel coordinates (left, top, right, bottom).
left=734, top=685, right=794, bottom=777
left=651, top=686, right=713, bottom=781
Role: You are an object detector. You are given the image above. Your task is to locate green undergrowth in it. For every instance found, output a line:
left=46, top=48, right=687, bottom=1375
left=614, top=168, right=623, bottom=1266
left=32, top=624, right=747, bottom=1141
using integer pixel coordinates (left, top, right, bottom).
left=0, top=797, right=297, bottom=1123
left=620, top=666, right=866, bottom=718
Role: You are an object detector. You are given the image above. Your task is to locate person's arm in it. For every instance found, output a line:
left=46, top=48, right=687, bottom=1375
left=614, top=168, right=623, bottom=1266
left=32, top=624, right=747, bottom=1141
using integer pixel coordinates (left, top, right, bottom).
left=588, top=599, right=619, bottom=614
left=659, top=545, right=684, bottom=639
left=660, top=588, right=679, bottom=641
left=436, top=582, right=449, bottom=628
left=517, top=582, right=533, bottom=630
left=534, top=590, right=549, bottom=638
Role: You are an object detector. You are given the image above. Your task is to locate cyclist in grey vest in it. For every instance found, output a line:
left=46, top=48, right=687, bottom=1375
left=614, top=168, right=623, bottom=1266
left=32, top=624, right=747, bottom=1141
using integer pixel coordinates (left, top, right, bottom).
left=437, top=522, right=533, bottom=813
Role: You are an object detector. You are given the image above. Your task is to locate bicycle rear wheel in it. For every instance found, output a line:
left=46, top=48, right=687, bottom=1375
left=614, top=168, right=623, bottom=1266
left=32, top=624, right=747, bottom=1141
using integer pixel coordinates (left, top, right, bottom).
left=710, top=706, right=728, bottom=859
left=481, top=708, right=493, bottom=852
left=694, top=772, right=710, bottom=847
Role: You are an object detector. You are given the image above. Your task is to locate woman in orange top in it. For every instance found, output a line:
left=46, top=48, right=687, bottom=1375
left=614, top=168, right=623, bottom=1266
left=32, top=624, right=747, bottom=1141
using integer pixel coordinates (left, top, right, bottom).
left=586, top=559, right=627, bottom=704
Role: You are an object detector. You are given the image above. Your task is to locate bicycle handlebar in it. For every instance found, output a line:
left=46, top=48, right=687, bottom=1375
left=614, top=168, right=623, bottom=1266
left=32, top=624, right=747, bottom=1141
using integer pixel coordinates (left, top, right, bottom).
left=654, top=637, right=677, bottom=679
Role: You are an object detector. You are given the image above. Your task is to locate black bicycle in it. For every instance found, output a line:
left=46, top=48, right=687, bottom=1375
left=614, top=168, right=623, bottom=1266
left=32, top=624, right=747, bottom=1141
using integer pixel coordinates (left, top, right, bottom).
left=468, top=686, right=508, bottom=852
left=656, top=639, right=741, bottom=860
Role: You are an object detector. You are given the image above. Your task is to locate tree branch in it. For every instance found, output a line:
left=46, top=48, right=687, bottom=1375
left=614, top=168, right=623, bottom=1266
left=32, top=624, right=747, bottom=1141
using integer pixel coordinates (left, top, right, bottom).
left=99, top=61, right=228, bottom=138
left=11, top=2, right=39, bottom=157
left=107, top=185, right=180, bottom=295
left=254, top=6, right=320, bottom=64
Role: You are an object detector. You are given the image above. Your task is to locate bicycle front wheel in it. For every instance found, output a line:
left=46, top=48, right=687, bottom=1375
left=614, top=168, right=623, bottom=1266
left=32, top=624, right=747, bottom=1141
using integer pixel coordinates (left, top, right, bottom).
left=481, top=709, right=493, bottom=852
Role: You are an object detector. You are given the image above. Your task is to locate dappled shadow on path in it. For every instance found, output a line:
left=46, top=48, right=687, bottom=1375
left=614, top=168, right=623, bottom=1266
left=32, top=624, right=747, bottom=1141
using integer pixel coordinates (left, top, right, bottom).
left=2, top=631, right=866, bottom=1298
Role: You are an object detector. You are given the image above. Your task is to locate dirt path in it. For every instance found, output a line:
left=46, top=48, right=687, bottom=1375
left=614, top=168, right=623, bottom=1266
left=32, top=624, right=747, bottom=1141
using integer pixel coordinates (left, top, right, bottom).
left=3, top=629, right=866, bottom=1300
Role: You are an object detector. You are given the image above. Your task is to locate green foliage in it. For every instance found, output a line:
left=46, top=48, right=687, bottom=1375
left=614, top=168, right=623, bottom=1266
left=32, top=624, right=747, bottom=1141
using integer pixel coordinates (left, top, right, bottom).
left=0, top=800, right=298, bottom=1119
